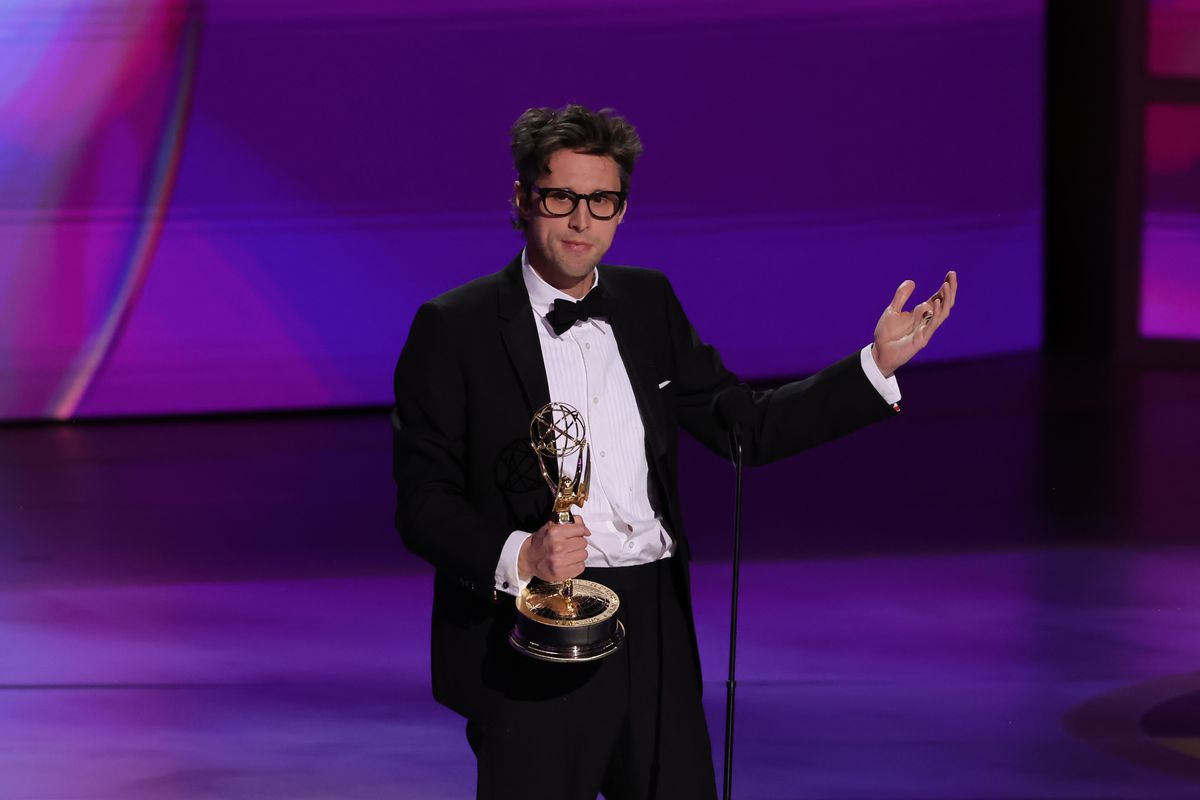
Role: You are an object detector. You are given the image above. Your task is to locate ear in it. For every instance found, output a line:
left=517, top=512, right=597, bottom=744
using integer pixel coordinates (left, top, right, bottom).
left=616, top=199, right=629, bottom=225
left=513, top=180, right=531, bottom=222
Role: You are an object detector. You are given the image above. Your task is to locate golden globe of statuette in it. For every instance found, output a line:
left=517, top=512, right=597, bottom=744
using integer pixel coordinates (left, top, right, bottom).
left=509, top=402, right=625, bottom=663
left=531, top=401, right=586, bottom=462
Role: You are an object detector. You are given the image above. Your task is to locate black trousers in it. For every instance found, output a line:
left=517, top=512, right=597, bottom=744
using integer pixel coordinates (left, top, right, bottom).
left=466, top=558, right=718, bottom=800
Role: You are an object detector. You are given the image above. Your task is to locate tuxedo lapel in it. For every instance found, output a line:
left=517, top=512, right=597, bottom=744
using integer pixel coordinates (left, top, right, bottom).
left=497, top=256, right=552, bottom=418
left=603, top=269, right=669, bottom=463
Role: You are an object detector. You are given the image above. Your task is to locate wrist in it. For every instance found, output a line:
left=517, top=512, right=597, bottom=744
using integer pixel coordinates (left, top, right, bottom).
left=870, top=343, right=895, bottom=378
left=517, top=538, right=533, bottom=582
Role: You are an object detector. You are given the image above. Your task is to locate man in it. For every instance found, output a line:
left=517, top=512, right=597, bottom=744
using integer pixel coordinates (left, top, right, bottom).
left=393, top=104, right=956, bottom=799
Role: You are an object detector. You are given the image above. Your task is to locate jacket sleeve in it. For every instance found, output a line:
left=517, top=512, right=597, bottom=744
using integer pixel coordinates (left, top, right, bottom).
left=392, top=301, right=510, bottom=588
left=663, top=277, right=896, bottom=466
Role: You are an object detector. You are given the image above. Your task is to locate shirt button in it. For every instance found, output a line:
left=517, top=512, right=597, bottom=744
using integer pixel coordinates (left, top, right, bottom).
left=625, top=541, right=635, bottom=551
left=585, top=342, right=592, bottom=350
left=502, top=581, right=509, bottom=589
left=599, top=451, right=606, bottom=458
left=593, top=397, right=599, bottom=405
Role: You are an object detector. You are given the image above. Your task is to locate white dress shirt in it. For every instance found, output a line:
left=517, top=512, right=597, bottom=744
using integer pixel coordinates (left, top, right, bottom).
left=494, top=251, right=900, bottom=596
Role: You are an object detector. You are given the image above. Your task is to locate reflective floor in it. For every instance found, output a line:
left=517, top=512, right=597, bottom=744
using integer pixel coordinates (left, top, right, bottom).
left=2, top=354, right=1199, bottom=798
left=5, top=553, right=1200, bottom=798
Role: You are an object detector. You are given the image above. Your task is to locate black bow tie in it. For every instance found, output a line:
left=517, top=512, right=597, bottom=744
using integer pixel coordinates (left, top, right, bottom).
left=547, top=286, right=610, bottom=335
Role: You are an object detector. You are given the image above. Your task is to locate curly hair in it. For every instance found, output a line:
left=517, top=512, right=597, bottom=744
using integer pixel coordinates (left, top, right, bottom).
left=510, top=104, right=644, bottom=231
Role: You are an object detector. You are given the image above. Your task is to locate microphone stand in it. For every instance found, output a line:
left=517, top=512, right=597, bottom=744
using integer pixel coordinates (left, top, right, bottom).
left=722, top=425, right=744, bottom=800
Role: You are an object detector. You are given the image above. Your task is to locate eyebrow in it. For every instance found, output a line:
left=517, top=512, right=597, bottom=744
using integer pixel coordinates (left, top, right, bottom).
left=537, top=186, right=622, bottom=193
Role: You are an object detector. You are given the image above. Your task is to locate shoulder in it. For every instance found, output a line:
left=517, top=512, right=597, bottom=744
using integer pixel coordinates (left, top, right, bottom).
left=412, top=260, right=523, bottom=338
left=599, top=263, right=684, bottom=320
left=600, top=262, right=670, bottom=288
left=424, top=269, right=507, bottom=315
left=401, top=262, right=515, bottom=355
left=598, top=263, right=675, bottom=306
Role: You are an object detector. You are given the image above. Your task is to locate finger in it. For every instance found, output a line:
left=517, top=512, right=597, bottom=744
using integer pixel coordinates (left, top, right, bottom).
left=550, top=550, right=587, bottom=571
left=550, top=534, right=587, bottom=554
left=928, top=273, right=956, bottom=331
left=925, top=271, right=956, bottom=310
left=549, top=520, right=589, bottom=539
left=931, top=271, right=954, bottom=309
left=550, top=555, right=587, bottom=579
left=559, top=536, right=589, bottom=554
left=929, top=295, right=944, bottom=321
left=930, top=298, right=948, bottom=332
left=913, top=300, right=933, bottom=323
left=889, top=280, right=916, bottom=313
left=547, top=539, right=587, bottom=563
left=927, top=299, right=948, bottom=335
left=912, top=301, right=934, bottom=344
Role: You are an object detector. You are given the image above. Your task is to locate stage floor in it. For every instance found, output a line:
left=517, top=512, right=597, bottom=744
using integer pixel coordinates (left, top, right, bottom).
left=4, top=551, right=1200, bottom=798
left=2, top=354, right=1198, bottom=798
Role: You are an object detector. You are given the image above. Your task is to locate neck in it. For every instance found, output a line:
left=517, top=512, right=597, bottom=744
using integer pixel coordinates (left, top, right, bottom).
left=529, top=258, right=594, bottom=300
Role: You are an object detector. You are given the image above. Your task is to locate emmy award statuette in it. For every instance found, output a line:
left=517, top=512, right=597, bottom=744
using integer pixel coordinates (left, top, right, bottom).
left=508, top=402, right=625, bottom=662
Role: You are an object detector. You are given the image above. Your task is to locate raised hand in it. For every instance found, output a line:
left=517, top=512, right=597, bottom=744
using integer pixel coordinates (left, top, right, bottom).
left=872, top=271, right=957, bottom=377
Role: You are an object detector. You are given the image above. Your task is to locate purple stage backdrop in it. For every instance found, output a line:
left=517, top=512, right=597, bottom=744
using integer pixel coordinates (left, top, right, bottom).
left=1150, top=0, right=1200, bottom=78
left=1142, top=3, right=1200, bottom=342
left=0, top=0, right=1044, bottom=420
left=1141, top=104, right=1200, bottom=341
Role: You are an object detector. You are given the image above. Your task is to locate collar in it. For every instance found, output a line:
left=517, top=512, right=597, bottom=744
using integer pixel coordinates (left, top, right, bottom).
left=521, top=247, right=603, bottom=320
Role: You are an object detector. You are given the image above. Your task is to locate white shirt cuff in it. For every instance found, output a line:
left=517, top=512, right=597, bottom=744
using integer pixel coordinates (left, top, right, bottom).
left=860, top=344, right=901, bottom=405
left=495, top=530, right=533, bottom=597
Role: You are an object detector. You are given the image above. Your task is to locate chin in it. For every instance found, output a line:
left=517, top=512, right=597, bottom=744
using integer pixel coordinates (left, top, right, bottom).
left=566, top=262, right=599, bottom=278
left=554, top=255, right=600, bottom=278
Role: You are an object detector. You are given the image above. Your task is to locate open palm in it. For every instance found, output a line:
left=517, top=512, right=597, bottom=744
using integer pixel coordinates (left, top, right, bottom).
left=872, top=271, right=957, bottom=376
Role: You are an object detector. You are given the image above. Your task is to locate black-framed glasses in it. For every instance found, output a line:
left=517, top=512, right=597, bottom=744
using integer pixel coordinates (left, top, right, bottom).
left=530, top=186, right=627, bottom=220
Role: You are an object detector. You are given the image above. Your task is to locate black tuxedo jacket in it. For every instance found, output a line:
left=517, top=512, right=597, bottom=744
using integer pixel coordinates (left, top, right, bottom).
left=392, top=255, right=895, bottom=719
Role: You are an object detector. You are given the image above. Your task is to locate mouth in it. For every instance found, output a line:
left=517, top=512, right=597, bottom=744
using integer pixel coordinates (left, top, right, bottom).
left=561, top=240, right=593, bottom=252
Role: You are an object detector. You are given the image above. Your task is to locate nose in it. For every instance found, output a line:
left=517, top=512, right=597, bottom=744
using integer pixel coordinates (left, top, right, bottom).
left=567, top=198, right=591, bottom=232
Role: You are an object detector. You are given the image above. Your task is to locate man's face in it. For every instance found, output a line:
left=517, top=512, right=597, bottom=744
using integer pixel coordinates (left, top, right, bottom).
left=515, top=149, right=626, bottom=294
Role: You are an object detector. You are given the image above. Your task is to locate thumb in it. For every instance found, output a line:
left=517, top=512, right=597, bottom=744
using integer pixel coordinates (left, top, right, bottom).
left=889, top=280, right=916, bottom=312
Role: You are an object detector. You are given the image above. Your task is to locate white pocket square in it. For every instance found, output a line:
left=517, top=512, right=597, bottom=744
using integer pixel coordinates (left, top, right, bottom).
left=657, top=380, right=671, bottom=389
